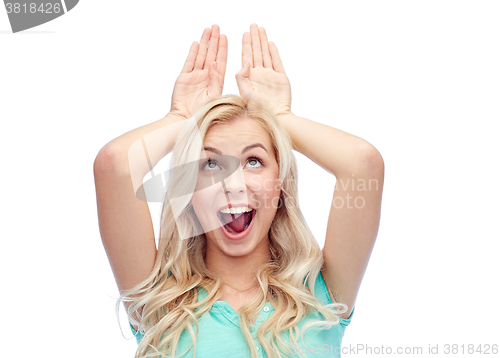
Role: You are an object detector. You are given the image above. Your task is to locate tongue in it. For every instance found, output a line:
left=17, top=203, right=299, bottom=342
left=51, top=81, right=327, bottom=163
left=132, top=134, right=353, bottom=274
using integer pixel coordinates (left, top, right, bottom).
left=221, top=212, right=252, bottom=233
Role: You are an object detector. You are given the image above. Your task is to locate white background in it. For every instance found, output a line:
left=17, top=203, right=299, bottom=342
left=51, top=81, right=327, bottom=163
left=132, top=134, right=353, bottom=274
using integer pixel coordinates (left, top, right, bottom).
left=1, top=1, right=499, bottom=357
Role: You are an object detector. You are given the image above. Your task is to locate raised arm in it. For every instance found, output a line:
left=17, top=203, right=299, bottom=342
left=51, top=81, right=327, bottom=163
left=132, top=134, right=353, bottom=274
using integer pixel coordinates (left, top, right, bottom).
left=93, top=25, right=228, bottom=326
left=236, top=24, right=384, bottom=319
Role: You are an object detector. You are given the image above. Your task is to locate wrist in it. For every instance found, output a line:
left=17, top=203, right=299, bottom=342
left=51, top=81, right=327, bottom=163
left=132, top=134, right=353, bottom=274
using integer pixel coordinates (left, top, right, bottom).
left=166, top=111, right=188, bottom=122
left=276, top=111, right=295, bottom=121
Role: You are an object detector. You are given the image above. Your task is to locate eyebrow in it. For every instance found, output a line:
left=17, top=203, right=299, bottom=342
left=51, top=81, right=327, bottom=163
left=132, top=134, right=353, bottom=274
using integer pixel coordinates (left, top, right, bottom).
left=202, top=143, right=268, bottom=155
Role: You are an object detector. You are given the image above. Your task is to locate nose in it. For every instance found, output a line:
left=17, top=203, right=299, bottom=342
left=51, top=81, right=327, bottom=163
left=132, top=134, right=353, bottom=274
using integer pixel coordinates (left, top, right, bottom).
left=223, top=164, right=246, bottom=195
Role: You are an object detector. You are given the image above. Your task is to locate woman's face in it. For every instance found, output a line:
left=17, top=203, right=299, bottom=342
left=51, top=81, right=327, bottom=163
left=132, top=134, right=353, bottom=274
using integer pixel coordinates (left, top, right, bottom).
left=190, top=116, right=281, bottom=257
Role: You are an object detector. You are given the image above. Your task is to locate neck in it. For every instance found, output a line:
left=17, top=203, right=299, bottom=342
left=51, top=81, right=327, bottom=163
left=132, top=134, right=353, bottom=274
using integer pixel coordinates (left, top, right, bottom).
left=205, top=239, right=271, bottom=294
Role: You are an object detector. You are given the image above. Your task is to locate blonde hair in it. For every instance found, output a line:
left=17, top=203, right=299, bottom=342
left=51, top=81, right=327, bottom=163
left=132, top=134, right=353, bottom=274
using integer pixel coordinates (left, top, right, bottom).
left=118, top=95, right=348, bottom=358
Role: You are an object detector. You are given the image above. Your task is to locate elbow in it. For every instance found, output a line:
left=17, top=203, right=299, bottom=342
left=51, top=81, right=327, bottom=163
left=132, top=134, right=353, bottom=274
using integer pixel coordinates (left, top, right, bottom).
left=94, top=143, right=124, bottom=175
left=356, top=142, right=385, bottom=179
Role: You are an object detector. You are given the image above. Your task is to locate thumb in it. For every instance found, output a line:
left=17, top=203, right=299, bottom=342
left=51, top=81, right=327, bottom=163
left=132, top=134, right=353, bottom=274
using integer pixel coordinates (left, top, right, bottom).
left=235, top=62, right=253, bottom=99
left=235, top=61, right=250, bottom=81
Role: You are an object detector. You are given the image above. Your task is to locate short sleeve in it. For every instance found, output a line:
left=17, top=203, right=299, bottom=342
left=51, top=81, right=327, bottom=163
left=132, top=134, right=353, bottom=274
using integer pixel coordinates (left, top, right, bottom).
left=129, top=322, right=144, bottom=345
left=316, top=271, right=355, bottom=327
left=128, top=270, right=171, bottom=345
left=339, top=306, right=354, bottom=327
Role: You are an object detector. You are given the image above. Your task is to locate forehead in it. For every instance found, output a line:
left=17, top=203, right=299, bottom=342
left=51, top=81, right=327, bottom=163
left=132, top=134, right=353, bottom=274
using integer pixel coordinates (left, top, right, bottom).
left=204, top=117, right=272, bottom=149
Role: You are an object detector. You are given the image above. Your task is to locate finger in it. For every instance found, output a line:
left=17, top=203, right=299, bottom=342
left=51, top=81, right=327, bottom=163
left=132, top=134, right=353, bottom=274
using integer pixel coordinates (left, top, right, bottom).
left=242, top=32, right=253, bottom=68
left=269, top=41, right=286, bottom=74
left=194, top=27, right=211, bottom=70
left=250, top=23, right=263, bottom=67
left=181, top=41, right=199, bottom=73
left=204, top=24, right=220, bottom=68
left=216, top=34, right=228, bottom=78
left=259, top=27, right=272, bottom=68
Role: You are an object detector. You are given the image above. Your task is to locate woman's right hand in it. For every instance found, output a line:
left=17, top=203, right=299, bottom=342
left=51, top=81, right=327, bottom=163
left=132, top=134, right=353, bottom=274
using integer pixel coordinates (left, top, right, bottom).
left=169, top=25, right=228, bottom=120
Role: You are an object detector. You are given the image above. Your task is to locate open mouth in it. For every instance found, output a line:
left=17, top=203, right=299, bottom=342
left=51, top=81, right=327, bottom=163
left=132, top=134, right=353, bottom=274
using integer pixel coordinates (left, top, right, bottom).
left=217, top=209, right=256, bottom=234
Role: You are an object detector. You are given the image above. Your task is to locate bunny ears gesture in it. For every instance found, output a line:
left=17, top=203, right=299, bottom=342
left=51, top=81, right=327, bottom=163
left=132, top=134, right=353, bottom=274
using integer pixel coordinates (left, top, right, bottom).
left=170, top=24, right=291, bottom=121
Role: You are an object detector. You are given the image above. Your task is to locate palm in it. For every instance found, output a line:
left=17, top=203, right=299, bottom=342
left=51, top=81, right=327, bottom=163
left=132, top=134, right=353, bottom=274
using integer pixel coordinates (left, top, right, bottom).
left=236, top=25, right=292, bottom=118
left=242, top=67, right=291, bottom=117
left=171, top=70, right=221, bottom=118
left=170, top=25, right=227, bottom=120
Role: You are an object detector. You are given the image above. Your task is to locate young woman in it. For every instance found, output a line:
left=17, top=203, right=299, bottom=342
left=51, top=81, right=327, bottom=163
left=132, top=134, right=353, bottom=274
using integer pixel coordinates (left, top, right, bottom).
left=94, top=24, right=384, bottom=358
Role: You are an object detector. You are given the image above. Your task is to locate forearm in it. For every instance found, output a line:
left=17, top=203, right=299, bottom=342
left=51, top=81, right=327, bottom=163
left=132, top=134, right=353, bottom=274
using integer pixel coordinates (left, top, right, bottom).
left=277, top=113, right=379, bottom=177
left=96, top=113, right=185, bottom=192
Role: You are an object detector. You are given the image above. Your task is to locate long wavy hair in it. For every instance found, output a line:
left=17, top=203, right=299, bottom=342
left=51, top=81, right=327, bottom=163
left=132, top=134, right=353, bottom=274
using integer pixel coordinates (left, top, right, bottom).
left=117, top=95, right=347, bottom=358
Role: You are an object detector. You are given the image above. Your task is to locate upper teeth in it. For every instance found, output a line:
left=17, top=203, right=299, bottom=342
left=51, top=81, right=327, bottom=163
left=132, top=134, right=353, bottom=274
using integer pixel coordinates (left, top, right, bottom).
left=219, top=206, right=253, bottom=214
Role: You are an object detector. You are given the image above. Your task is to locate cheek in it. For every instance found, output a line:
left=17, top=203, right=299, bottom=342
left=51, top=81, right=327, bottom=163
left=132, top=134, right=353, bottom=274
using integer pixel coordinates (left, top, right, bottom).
left=249, top=176, right=281, bottom=210
left=191, top=184, right=220, bottom=211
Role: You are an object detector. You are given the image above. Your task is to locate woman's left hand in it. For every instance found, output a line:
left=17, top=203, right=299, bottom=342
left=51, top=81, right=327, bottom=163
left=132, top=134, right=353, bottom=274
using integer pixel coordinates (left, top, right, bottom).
left=236, top=24, right=292, bottom=118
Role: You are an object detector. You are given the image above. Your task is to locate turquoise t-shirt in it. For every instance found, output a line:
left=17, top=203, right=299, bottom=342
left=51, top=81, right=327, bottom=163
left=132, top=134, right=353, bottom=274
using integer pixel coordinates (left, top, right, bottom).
left=129, top=271, right=354, bottom=357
